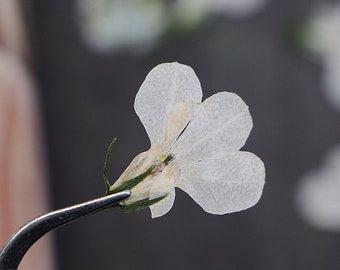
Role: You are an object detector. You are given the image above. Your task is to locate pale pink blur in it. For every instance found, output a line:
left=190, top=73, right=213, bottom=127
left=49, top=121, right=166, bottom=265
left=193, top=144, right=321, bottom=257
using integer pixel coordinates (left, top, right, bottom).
left=0, top=1, right=55, bottom=269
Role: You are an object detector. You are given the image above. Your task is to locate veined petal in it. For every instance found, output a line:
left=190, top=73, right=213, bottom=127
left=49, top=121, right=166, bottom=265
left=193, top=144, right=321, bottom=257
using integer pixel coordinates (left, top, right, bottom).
left=176, top=151, right=265, bottom=214
left=172, top=92, right=253, bottom=163
left=149, top=188, right=175, bottom=218
left=134, top=62, right=202, bottom=146
left=149, top=165, right=177, bottom=218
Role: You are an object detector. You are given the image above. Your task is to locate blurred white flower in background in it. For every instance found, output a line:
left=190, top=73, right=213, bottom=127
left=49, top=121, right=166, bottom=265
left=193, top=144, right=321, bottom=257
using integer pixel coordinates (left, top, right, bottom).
left=109, top=62, right=265, bottom=218
left=173, top=0, right=269, bottom=27
left=76, top=0, right=269, bottom=54
left=296, top=145, right=340, bottom=232
left=304, top=2, right=340, bottom=110
left=76, top=0, right=167, bottom=53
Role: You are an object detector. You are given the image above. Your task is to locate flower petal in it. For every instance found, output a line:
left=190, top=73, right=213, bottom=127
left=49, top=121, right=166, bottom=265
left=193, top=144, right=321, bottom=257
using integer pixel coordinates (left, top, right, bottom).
left=176, top=151, right=265, bottom=214
left=134, top=62, right=202, bottom=146
left=149, top=165, right=177, bottom=218
left=149, top=188, right=175, bottom=218
left=172, top=92, right=253, bottom=163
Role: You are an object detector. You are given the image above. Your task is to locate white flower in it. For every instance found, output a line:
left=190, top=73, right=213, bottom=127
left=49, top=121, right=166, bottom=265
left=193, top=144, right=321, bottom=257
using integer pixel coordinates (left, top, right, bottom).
left=296, top=145, right=340, bottom=232
left=110, top=62, right=265, bottom=218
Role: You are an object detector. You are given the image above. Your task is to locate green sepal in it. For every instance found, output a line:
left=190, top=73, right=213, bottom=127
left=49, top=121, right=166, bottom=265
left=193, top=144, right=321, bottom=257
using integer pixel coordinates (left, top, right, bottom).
left=119, top=195, right=167, bottom=213
left=107, top=165, right=155, bottom=194
left=103, top=138, right=117, bottom=193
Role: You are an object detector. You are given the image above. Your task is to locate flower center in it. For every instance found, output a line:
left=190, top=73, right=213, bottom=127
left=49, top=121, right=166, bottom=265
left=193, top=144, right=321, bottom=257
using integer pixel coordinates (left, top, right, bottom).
left=151, top=153, right=175, bottom=176
left=161, top=153, right=175, bottom=165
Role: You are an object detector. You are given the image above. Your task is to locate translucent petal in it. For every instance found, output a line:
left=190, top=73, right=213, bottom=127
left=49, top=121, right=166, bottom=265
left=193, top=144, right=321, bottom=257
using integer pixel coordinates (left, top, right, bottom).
left=149, top=188, right=175, bottom=218
left=149, top=165, right=177, bottom=218
left=112, top=145, right=162, bottom=191
left=176, top=151, right=265, bottom=214
left=172, top=92, right=253, bottom=163
left=134, top=62, right=202, bottom=146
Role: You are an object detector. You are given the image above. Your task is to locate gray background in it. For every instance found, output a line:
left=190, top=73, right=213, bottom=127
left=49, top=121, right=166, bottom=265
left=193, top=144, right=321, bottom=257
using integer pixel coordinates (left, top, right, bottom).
left=28, top=0, right=340, bottom=269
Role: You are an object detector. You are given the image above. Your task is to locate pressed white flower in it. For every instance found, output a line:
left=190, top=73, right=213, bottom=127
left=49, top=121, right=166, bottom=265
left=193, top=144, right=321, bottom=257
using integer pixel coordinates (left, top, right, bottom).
left=296, top=145, right=340, bottom=232
left=109, top=62, right=265, bottom=218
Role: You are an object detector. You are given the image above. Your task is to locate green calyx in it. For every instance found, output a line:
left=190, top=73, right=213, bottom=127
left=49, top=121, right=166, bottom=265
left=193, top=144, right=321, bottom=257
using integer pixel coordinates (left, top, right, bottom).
left=107, top=165, right=155, bottom=194
left=103, top=138, right=156, bottom=195
left=103, top=139, right=169, bottom=213
left=119, top=195, right=167, bottom=213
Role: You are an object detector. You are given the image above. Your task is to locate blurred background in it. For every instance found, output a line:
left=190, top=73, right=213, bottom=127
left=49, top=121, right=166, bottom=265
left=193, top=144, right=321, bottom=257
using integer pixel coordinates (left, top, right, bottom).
left=1, top=0, right=340, bottom=269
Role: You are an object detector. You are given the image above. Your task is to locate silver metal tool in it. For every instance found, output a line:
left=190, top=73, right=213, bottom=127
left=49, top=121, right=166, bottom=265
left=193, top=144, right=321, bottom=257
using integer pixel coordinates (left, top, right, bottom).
left=0, top=190, right=130, bottom=270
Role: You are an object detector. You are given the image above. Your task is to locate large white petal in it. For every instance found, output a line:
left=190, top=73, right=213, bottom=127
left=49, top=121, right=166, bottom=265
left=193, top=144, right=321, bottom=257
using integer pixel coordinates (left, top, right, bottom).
left=134, top=62, right=202, bottom=146
left=176, top=151, right=265, bottom=214
left=172, top=92, right=253, bottom=163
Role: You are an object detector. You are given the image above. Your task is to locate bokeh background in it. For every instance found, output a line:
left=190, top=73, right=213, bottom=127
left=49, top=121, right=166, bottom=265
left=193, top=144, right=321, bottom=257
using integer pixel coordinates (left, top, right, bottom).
left=3, top=0, right=340, bottom=269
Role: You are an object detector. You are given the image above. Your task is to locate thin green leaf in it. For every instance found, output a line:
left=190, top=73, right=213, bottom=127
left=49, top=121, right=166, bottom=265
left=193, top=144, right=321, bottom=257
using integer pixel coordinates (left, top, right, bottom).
left=108, top=165, right=155, bottom=194
left=120, top=195, right=167, bottom=213
left=103, top=138, right=117, bottom=193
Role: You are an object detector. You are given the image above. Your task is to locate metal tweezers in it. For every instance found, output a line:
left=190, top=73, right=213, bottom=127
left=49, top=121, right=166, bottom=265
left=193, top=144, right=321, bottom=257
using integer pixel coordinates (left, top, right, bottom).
left=0, top=190, right=130, bottom=270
